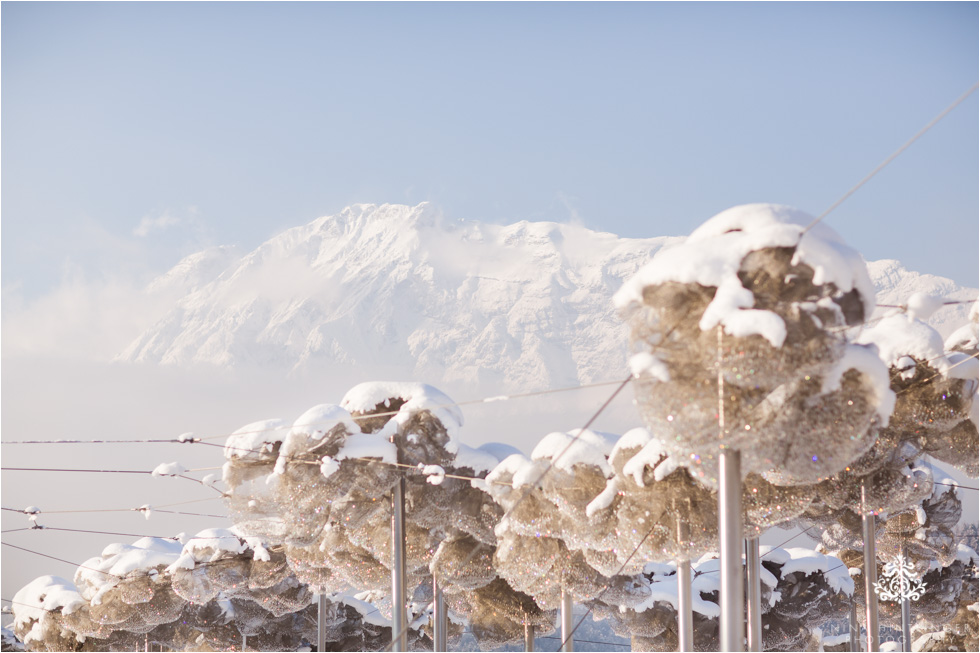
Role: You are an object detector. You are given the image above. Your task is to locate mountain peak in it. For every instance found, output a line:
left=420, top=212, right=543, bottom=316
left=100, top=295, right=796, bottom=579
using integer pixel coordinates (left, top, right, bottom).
left=317, top=202, right=440, bottom=233
left=118, top=205, right=977, bottom=392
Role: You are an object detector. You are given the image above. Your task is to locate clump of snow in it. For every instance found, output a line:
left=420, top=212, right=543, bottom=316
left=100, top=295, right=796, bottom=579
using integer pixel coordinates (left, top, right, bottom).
left=289, top=404, right=360, bottom=440
left=319, top=457, right=340, bottom=478
left=584, top=477, right=619, bottom=517
left=621, top=438, right=668, bottom=487
left=342, top=594, right=392, bottom=628
left=629, top=352, right=671, bottom=382
left=821, top=343, right=896, bottom=425
left=857, top=313, right=949, bottom=374
left=906, top=292, right=946, bottom=321
left=609, top=427, right=653, bottom=461
left=944, top=301, right=979, bottom=352
left=454, top=441, right=518, bottom=473
left=177, top=432, right=196, bottom=443
left=151, top=461, right=187, bottom=477
left=332, top=431, right=397, bottom=464
left=955, top=543, right=978, bottom=565
left=759, top=546, right=854, bottom=595
left=95, top=538, right=184, bottom=577
left=530, top=428, right=619, bottom=475
left=418, top=464, right=446, bottom=485
left=182, top=528, right=247, bottom=559
left=74, top=537, right=184, bottom=605
left=23, top=506, right=41, bottom=526
left=270, top=404, right=357, bottom=477
left=484, top=453, right=537, bottom=492
left=633, top=557, right=722, bottom=617
left=614, top=203, right=876, bottom=333
left=165, top=528, right=247, bottom=573
left=12, top=576, right=84, bottom=630
left=224, top=419, right=290, bottom=461
left=341, top=381, right=463, bottom=436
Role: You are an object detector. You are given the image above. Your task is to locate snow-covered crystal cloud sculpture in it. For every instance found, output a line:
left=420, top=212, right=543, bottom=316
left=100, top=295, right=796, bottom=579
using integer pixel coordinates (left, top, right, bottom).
left=224, top=379, right=524, bottom=639
left=482, top=428, right=650, bottom=610
left=11, top=575, right=87, bottom=651
left=615, top=203, right=893, bottom=487
left=856, top=310, right=978, bottom=479
left=808, top=309, right=977, bottom=552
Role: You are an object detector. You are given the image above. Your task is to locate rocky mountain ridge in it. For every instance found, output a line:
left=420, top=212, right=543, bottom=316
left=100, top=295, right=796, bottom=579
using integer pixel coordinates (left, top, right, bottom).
left=119, top=203, right=977, bottom=391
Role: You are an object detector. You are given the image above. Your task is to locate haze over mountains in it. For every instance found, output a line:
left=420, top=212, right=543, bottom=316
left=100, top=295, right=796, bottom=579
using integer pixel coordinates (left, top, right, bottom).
left=118, top=203, right=976, bottom=391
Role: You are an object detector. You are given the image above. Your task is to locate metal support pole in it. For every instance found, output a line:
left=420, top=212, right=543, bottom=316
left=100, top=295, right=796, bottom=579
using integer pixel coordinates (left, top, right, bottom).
left=861, top=483, right=879, bottom=653
left=560, top=588, right=574, bottom=652
left=746, top=537, right=763, bottom=652
left=901, top=541, right=911, bottom=652
left=524, top=622, right=535, bottom=652
left=392, top=477, right=409, bottom=652
left=901, top=598, right=911, bottom=653
left=317, top=593, right=327, bottom=652
left=433, top=575, right=448, bottom=652
left=676, top=515, right=694, bottom=652
left=849, top=596, right=859, bottom=652
left=242, top=634, right=247, bottom=652
left=719, top=449, right=744, bottom=652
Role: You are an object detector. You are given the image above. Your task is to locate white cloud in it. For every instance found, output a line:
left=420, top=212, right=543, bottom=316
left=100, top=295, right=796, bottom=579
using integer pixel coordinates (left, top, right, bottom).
left=134, top=212, right=182, bottom=237
left=0, top=272, right=178, bottom=360
left=554, top=191, right=585, bottom=227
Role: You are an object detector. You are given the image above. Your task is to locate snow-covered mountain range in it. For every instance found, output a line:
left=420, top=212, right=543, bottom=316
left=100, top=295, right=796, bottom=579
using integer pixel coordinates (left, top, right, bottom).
left=119, top=203, right=977, bottom=391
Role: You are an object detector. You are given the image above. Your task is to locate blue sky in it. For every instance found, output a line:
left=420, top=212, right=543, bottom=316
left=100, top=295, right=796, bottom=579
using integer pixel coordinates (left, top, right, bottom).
left=2, top=1, right=978, bottom=295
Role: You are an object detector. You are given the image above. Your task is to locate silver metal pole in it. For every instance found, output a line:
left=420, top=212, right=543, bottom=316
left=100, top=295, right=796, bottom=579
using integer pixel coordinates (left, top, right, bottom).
left=901, top=541, right=911, bottom=652
left=242, top=634, right=247, bottom=651
left=676, top=515, right=694, bottom=652
left=746, top=537, right=763, bottom=652
left=849, top=596, right=859, bottom=652
left=524, top=622, right=535, bottom=652
left=433, top=575, right=447, bottom=652
left=560, top=588, right=574, bottom=652
left=392, top=476, right=409, bottom=652
left=719, top=449, right=744, bottom=652
left=317, top=593, right=327, bottom=652
left=861, top=483, right=879, bottom=653
left=901, top=598, right=911, bottom=652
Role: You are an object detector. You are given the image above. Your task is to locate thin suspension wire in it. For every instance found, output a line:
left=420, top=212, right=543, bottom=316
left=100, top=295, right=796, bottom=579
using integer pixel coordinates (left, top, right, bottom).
left=2, top=506, right=231, bottom=518
left=538, top=635, right=631, bottom=648
left=0, top=467, right=227, bottom=496
left=803, top=81, right=979, bottom=233
left=3, top=526, right=174, bottom=539
left=1, top=526, right=281, bottom=543
left=876, top=300, right=976, bottom=309
left=500, top=374, right=633, bottom=526
left=0, top=378, right=629, bottom=446
left=1, top=542, right=122, bottom=579
left=1, top=597, right=58, bottom=614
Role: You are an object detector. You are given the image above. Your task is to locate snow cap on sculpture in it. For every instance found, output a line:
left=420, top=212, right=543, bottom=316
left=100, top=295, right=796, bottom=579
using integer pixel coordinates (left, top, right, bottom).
left=856, top=307, right=978, bottom=478
left=616, top=203, right=892, bottom=487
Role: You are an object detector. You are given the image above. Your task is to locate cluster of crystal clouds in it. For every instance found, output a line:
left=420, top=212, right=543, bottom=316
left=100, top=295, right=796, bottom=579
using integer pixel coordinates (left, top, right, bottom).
left=10, top=528, right=396, bottom=651
left=12, top=204, right=978, bottom=651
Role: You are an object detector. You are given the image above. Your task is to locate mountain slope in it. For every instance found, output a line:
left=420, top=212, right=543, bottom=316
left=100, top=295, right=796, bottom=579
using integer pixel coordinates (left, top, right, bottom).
left=119, top=203, right=977, bottom=391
